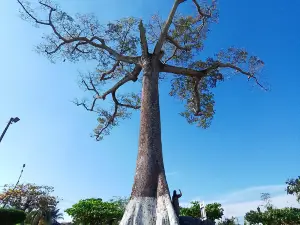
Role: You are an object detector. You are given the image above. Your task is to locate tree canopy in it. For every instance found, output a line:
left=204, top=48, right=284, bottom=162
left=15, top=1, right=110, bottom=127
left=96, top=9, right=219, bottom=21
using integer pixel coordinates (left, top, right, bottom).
left=17, top=0, right=266, bottom=141
left=180, top=201, right=224, bottom=221
left=65, top=198, right=124, bottom=224
left=0, top=183, right=59, bottom=212
left=286, top=176, right=300, bottom=202
left=245, top=207, right=300, bottom=225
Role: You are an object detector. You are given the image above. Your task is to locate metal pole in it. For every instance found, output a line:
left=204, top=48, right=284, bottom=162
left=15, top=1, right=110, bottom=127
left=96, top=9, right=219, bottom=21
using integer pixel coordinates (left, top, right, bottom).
left=0, top=118, right=13, bottom=143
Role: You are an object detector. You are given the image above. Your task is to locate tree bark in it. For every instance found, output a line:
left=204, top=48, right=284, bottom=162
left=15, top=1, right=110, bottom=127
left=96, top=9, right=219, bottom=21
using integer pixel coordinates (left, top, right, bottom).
left=119, top=57, right=179, bottom=225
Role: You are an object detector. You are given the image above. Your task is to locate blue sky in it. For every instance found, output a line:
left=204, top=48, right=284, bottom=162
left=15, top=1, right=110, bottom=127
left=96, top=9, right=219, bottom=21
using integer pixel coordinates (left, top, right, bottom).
left=1, top=0, right=300, bottom=222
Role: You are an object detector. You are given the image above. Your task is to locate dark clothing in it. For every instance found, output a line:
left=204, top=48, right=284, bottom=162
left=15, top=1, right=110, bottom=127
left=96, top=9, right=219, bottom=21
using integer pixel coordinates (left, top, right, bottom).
left=172, top=192, right=182, bottom=217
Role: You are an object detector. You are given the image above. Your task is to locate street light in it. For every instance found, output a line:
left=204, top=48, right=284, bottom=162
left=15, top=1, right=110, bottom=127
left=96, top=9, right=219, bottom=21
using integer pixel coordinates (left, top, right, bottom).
left=0, top=117, right=20, bottom=143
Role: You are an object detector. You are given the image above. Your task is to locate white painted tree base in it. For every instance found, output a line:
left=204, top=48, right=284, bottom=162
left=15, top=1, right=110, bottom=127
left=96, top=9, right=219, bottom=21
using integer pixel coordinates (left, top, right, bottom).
left=119, top=195, right=180, bottom=225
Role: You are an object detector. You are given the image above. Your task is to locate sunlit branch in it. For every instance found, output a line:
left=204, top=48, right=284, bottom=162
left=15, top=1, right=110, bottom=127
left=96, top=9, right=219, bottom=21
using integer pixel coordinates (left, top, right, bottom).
left=154, top=0, right=186, bottom=54
left=74, top=65, right=142, bottom=140
left=17, top=0, right=140, bottom=64
left=162, top=62, right=266, bottom=90
left=139, top=20, right=149, bottom=56
left=100, top=65, right=142, bottom=100
left=98, top=61, right=120, bottom=81
left=192, top=0, right=214, bottom=18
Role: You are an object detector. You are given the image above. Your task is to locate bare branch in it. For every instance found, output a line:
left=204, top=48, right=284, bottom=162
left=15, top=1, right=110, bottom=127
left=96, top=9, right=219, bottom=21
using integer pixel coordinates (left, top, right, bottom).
left=154, top=0, right=186, bottom=54
left=139, top=20, right=148, bottom=56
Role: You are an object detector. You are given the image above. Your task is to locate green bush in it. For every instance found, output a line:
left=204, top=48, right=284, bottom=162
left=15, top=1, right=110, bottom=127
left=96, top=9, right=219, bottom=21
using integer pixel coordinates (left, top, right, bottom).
left=0, top=208, right=26, bottom=225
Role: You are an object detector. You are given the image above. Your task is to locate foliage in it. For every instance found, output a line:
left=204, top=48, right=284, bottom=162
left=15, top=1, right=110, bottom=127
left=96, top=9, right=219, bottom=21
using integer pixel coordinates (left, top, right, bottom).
left=0, top=183, right=60, bottom=212
left=17, top=0, right=265, bottom=141
left=245, top=207, right=300, bottom=225
left=217, top=217, right=238, bottom=225
left=286, top=176, right=300, bottom=202
left=260, top=192, right=273, bottom=210
left=65, top=198, right=123, bottom=224
left=25, top=205, right=63, bottom=225
left=109, top=196, right=129, bottom=212
left=205, top=202, right=224, bottom=221
left=180, top=201, right=223, bottom=221
left=180, top=201, right=201, bottom=218
left=0, top=208, right=26, bottom=224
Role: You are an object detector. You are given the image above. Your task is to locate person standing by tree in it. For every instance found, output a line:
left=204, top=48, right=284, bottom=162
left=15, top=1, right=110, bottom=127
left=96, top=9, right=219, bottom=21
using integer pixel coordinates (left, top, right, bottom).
left=172, top=189, right=182, bottom=217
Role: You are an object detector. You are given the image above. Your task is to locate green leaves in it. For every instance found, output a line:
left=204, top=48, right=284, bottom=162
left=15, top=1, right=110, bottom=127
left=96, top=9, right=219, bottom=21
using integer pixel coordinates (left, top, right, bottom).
left=169, top=74, right=218, bottom=129
left=286, top=176, right=300, bottom=202
left=0, top=208, right=26, bottom=224
left=245, top=189, right=300, bottom=225
left=180, top=201, right=201, bottom=218
left=180, top=201, right=224, bottom=221
left=245, top=207, right=300, bottom=225
left=65, top=198, right=125, bottom=224
left=205, top=202, right=224, bottom=221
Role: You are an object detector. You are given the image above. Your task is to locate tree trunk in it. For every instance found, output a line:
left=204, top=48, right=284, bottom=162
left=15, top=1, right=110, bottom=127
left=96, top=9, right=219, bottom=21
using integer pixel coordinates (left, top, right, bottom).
left=119, top=57, right=179, bottom=225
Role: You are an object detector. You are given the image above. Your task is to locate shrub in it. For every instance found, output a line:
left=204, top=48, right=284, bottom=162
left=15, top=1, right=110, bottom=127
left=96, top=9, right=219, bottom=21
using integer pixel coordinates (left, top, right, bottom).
left=0, top=208, right=26, bottom=225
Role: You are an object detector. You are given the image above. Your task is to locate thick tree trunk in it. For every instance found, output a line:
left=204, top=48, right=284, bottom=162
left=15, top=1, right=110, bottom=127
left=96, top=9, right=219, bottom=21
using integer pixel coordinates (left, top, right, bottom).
left=119, top=58, right=179, bottom=225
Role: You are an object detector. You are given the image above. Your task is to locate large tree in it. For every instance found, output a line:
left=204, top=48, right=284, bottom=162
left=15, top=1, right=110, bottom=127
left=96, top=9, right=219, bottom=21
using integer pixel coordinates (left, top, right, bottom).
left=17, top=0, right=265, bottom=224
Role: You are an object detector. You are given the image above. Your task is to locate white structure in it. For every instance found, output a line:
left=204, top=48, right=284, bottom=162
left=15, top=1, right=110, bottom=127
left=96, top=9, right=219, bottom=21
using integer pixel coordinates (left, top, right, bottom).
left=199, top=201, right=206, bottom=220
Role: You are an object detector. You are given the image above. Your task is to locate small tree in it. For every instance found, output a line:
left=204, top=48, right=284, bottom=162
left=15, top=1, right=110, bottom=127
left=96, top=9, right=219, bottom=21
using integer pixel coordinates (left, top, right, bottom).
left=180, top=201, right=223, bottom=221
left=286, top=176, right=300, bottom=202
left=218, top=217, right=238, bottom=225
left=0, top=183, right=59, bottom=213
left=205, top=202, right=224, bottom=221
left=180, top=201, right=201, bottom=218
left=0, top=208, right=26, bottom=225
left=65, top=198, right=123, bottom=225
left=17, top=0, right=265, bottom=224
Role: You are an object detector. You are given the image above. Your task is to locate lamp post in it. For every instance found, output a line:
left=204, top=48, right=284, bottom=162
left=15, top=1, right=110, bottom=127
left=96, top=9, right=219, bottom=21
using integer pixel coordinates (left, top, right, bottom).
left=0, top=117, right=20, bottom=143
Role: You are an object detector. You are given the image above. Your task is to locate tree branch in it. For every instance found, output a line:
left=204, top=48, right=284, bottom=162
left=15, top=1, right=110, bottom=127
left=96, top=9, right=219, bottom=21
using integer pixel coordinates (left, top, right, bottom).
left=154, top=0, right=186, bottom=54
left=139, top=20, right=148, bottom=56
left=75, top=65, right=142, bottom=140
left=162, top=63, right=206, bottom=77
left=100, top=65, right=142, bottom=100
left=192, top=0, right=214, bottom=18
left=17, top=0, right=140, bottom=64
left=162, top=62, right=267, bottom=90
left=166, top=35, right=191, bottom=51
left=98, top=61, right=120, bottom=81
left=163, top=48, right=178, bottom=64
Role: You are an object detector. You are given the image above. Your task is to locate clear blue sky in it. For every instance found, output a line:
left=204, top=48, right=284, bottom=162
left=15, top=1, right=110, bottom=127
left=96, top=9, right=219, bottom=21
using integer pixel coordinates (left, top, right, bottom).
left=1, top=0, right=300, bottom=221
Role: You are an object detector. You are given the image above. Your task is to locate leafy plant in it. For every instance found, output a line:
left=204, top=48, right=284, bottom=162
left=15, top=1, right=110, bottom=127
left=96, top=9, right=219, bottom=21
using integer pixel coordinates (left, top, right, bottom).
left=245, top=207, right=300, bottom=225
left=180, top=201, right=224, bottom=221
left=65, top=198, right=123, bottom=224
left=205, top=202, right=224, bottom=221
left=0, top=208, right=26, bottom=225
left=286, top=176, right=300, bottom=202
